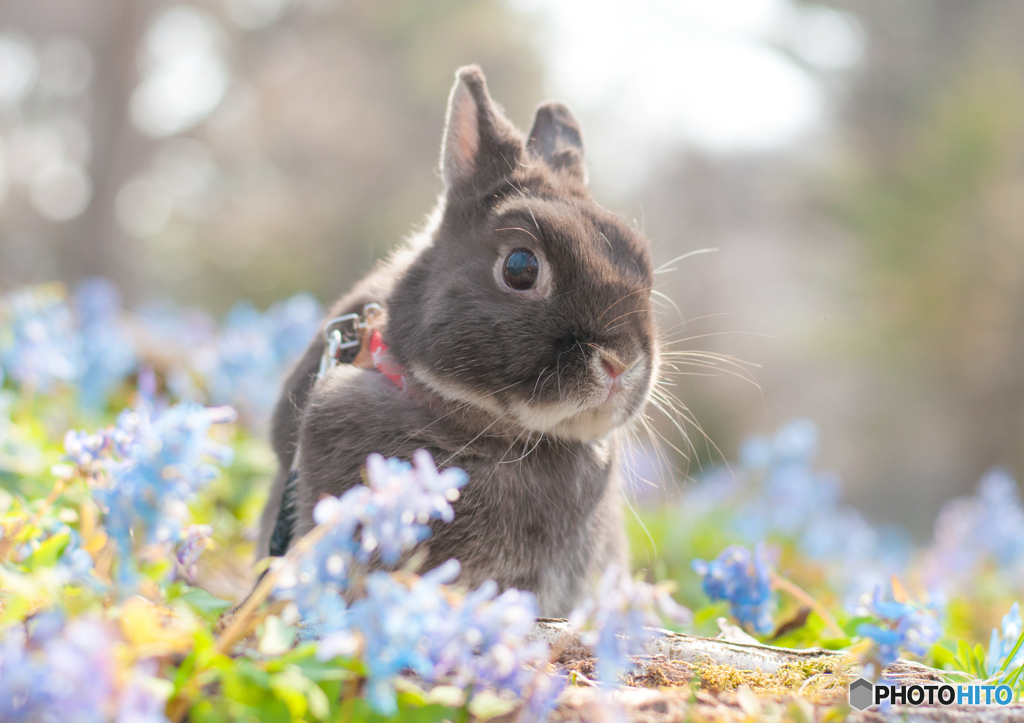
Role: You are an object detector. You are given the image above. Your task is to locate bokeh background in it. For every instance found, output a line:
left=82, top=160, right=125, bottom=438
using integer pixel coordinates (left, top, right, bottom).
left=3, top=0, right=1024, bottom=538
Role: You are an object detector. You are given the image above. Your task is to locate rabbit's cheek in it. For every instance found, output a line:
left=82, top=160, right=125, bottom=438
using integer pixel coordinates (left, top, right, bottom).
left=406, top=362, right=506, bottom=417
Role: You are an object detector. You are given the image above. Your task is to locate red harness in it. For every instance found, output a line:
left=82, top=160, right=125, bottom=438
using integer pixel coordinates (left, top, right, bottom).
left=367, top=329, right=406, bottom=390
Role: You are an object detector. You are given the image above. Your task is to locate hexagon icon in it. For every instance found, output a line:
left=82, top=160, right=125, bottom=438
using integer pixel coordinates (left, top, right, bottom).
left=849, top=678, right=873, bottom=711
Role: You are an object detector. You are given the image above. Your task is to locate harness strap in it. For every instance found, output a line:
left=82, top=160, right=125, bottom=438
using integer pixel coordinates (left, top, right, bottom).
left=267, top=304, right=405, bottom=557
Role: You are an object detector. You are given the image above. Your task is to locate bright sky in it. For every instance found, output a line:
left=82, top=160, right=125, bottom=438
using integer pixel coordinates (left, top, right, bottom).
left=507, top=0, right=863, bottom=193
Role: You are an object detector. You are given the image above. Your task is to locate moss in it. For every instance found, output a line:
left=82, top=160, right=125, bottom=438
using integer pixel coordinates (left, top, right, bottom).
left=695, top=657, right=852, bottom=705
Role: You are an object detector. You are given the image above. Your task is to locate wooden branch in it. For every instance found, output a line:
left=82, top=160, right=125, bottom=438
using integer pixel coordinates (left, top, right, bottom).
left=525, top=620, right=1024, bottom=723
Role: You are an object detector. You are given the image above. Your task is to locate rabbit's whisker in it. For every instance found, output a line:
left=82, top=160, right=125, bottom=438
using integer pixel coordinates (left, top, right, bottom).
left=652, top=247, right=718, bottom=275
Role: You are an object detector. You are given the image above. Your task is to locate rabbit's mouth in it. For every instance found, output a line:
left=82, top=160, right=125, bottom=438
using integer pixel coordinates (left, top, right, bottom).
left=509, top=351, right=655, bottom=441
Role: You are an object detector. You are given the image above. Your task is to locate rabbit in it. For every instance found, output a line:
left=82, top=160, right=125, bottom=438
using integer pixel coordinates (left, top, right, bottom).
left=257, top=65, right=658, bottom=617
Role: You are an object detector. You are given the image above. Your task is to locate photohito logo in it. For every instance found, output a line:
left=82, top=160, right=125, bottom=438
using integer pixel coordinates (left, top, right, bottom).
left=849, top=678, right=1015, bottom=711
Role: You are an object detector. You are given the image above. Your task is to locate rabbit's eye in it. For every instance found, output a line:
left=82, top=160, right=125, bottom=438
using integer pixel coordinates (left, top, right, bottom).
left=502, top=248, right=539, bottom=291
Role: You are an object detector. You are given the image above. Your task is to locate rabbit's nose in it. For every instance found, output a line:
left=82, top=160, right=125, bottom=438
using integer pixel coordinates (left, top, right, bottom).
left=600, top=351, right=633, bottom=380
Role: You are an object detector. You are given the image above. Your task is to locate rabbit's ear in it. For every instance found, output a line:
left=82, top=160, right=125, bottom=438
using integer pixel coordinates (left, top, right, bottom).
left=441, top=66, right=523, bottom=192
left=527, top=102, right=586, bottom=183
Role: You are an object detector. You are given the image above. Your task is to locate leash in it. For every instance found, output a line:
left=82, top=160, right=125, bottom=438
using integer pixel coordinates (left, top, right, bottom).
left=267, top=303, right=404, bottom=557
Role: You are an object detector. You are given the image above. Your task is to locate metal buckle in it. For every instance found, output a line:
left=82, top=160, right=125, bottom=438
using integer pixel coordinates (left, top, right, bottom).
left=315, top=304, right=383, bottom=379
left=317, top=313, right=361, bottom=378
left=323, top=313, right=362, bottom=349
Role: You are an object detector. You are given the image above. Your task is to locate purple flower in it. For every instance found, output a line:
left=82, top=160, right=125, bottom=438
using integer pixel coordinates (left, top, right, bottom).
left=692, top=543, right=776, bottom=634
left=175, top=524, right=213, bottom=582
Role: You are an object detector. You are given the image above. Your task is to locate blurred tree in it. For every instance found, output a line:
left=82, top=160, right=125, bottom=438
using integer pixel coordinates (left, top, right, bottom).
left=825, top=1, right=1024, bottom=476
left=0, top=0, right=542, bottom=310
left=616, top=1, right=1024, bottom=533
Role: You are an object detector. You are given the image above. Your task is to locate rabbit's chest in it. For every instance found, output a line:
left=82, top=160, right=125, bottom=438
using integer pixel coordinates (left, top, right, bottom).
left=427, top=438, right=622, bottom=615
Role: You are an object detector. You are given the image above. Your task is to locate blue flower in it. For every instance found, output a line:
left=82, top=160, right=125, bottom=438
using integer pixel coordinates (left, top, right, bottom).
left=517, top=672, right=567, bottom=723
left=356, top=451, right=468, bottom=564
left=570, top=565, right=691, bottom=685
left=927, top=468, right=1024, bottom=589
left=206, top=294, right=321, bottom=425
left=0, top=284, right=84, bottom=392
left=66, top=401, right=236, bottom=589
left=266, top=293, right=321, bottom=362
left=694, top=420, right=909, bottom=600
left=276, top=450, right=469, bottom=633
left=986, top=602, right=1024, bottom=676
left=856, top=586, right=941, bottom=668
left=0, top=616, right=116, bottom=723
left=72, top=278, right=136, bottom=410
left=316, top=561, right=545, bottom=716
left=55, top=528, right=104, bottom=591
left=692, top=543, right=776, bottom=634
left=132, top=301, right=217, bottom=401
left=277, top=449, right=542, bottom=714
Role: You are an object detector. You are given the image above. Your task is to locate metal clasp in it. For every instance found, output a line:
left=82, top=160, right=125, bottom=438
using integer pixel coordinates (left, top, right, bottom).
left=317, top=313, right=360, bottom=378
left=323, top=313, right=362, bottom=349
left=316, top=304, right=384, bottom=379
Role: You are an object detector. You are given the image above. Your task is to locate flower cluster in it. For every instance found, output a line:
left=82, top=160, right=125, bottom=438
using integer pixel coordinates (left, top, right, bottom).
left=926, top=468, right=1024, bottom=591
left=319, top=561, right=546, bottom=715
left=8, top=276, right=1024, bottom=718
left=275, top=450, right=468, bottom=632
left=203, top=294, right=321, bottom=424
left=692, top=543, right=776, bottom=634
left=0, top=281, right=321, bottom=425
left=65, top=401, right=236, bottom=588
left=570, top=565, right=692, bottom=685
left=273, top=451, right=549, bottom=715
left=0, top=613, right=168, bottom=723
left=856, top=585, right=942, bottom=671
left=0, top=283, right=83, bottom=392
left=734, top=420, right=905, bottom=598
left=72, top=279, right=136, bottom=410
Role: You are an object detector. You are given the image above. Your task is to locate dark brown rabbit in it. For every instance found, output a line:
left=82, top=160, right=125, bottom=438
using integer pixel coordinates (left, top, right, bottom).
left=257, top=66, right=658, bottom=616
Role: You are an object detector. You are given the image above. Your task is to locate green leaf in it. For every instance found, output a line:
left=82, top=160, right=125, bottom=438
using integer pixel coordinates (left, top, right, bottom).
left=955, top=639, right=974, bottom=676
left=973, top=643, right=988, bottom=677
left=172, top=585, right=233, bottom=620
left=467, top=691, right=516, bottom=721
left=999, top=626, right=1024, bottom=675
left=1004, top=660, right=1024, bottom=690
left=842, top=616, right=876, bottom=637
left=269, top=670, right=309, bottom=720
left=932, top=643, right=957, bottom=669
left=26, top=529, right=69, bottom=570
left=820, top=636, right=853, bottom=650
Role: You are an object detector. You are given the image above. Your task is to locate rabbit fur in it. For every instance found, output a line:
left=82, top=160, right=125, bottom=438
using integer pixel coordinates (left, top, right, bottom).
left=257, top=66, right=658, bottom=617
